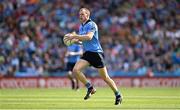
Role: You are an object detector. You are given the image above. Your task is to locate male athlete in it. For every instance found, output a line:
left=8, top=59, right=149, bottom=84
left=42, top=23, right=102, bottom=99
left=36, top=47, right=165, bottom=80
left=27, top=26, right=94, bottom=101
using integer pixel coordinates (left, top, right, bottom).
left=66, top=8, right=122, bottom=105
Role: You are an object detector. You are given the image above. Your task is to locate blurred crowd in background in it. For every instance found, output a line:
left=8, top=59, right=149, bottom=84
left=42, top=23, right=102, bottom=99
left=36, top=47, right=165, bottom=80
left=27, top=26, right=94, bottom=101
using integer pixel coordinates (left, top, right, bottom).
left=0, top=0, right=179, bottom=77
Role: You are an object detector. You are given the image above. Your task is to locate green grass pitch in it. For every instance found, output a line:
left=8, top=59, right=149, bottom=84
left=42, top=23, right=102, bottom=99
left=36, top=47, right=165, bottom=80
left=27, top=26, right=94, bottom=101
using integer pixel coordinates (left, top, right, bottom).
left=0, top=87, right=180, bottom=110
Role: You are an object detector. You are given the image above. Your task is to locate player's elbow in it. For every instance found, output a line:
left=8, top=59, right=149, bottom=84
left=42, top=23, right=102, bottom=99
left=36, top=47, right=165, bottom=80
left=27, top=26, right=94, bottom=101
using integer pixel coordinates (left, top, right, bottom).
left=86, top=32, right=93, bottom=40
left=86, top=35, right=93, bottom=40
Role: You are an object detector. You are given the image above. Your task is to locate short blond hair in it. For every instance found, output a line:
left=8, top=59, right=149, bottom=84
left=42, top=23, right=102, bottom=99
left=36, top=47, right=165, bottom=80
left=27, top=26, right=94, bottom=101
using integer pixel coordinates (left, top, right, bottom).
left=80, top=8, right=90, bottom=17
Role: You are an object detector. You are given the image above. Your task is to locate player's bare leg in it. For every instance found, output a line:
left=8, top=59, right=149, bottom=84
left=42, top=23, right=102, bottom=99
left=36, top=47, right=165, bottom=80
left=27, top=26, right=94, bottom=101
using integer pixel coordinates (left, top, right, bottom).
left=67, top=71, right=76, bottom=89
left=73, top=59, right=89, bottom=85
left=98, top=67, right=122, bottom=105
left=75, top=77, right=79, bottom=90
left=73, top=59, right=96, bottom=100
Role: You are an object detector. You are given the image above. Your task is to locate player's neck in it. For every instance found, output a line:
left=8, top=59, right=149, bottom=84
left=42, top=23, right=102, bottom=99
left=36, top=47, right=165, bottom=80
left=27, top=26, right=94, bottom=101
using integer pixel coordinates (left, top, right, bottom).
left=82, top=19, right=91, bottom=25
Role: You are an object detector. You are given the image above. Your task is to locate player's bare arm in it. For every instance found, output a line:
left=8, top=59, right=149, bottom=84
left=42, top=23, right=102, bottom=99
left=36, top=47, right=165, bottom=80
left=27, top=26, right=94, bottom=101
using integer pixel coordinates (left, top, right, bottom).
left=67, top=32, right=93, bottom=41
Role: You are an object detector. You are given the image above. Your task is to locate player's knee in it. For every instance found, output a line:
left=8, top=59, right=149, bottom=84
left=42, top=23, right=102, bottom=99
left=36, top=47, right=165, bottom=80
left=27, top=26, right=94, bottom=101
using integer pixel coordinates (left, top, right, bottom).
left=67, top=72, right=72, bottom=77
left=72, top=67, right=80, bottom=75
left=67, top=71, right=72, bottom=75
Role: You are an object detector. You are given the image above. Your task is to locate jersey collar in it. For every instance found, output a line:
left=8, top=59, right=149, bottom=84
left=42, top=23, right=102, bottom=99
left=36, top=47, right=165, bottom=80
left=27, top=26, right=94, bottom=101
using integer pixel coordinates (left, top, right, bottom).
left=82, top=19, right=91, bottom=26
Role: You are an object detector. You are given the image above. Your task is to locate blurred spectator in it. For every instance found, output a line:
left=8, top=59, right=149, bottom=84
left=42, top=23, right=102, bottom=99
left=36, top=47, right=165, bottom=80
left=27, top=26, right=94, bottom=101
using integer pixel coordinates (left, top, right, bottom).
left=0, top=55, right=7, bottom=77
left=0, top=0, right=179, bottom=77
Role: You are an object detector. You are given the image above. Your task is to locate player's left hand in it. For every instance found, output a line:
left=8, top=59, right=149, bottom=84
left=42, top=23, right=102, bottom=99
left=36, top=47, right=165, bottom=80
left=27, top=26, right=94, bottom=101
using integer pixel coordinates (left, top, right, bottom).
left=71, top=31, right=78, bottom=38
left=66, top=32, right=77, bottom=40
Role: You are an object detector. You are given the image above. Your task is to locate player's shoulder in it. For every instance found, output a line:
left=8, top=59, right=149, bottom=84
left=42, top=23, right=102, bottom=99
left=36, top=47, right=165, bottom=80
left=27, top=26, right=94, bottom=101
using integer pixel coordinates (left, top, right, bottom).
left=86, top=19, right=97, bottom=28
left=87, top=19, right=97, bottom=26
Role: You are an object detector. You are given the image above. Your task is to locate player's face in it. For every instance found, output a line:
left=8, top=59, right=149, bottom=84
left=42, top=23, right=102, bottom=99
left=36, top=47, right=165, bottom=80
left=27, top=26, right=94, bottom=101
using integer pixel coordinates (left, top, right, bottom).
left=79, top=10, right=88, bottom=23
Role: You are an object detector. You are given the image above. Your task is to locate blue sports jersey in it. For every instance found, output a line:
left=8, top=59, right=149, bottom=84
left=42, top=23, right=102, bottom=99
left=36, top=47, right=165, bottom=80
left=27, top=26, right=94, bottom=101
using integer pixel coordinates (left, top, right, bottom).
left=79, top=19, right=103, bottom=53
left=67, top=44, right=81, bottom=63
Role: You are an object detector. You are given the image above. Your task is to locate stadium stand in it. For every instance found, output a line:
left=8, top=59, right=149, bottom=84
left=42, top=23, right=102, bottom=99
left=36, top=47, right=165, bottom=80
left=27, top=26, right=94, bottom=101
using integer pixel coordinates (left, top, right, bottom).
left=0, top=0, right=179, bottom=77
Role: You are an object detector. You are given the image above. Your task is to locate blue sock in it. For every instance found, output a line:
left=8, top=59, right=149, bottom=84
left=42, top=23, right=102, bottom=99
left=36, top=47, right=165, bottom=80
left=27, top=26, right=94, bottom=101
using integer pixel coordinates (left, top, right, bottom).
left=114, top=91, right=120, bottom=96
left=85, top=82, right=92, bottom=89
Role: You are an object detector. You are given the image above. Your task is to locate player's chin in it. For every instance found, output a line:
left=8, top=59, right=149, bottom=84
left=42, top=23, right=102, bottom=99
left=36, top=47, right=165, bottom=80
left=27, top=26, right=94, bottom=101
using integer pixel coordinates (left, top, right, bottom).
left=80, top=19, right=84, bottom=23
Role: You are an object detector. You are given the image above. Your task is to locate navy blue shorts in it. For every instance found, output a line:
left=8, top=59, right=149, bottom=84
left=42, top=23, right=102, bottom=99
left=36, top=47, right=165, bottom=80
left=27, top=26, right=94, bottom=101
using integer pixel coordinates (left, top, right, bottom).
left=81, top=51, right=105, bottom=68
left=66, top=62, right=76, bottom=71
